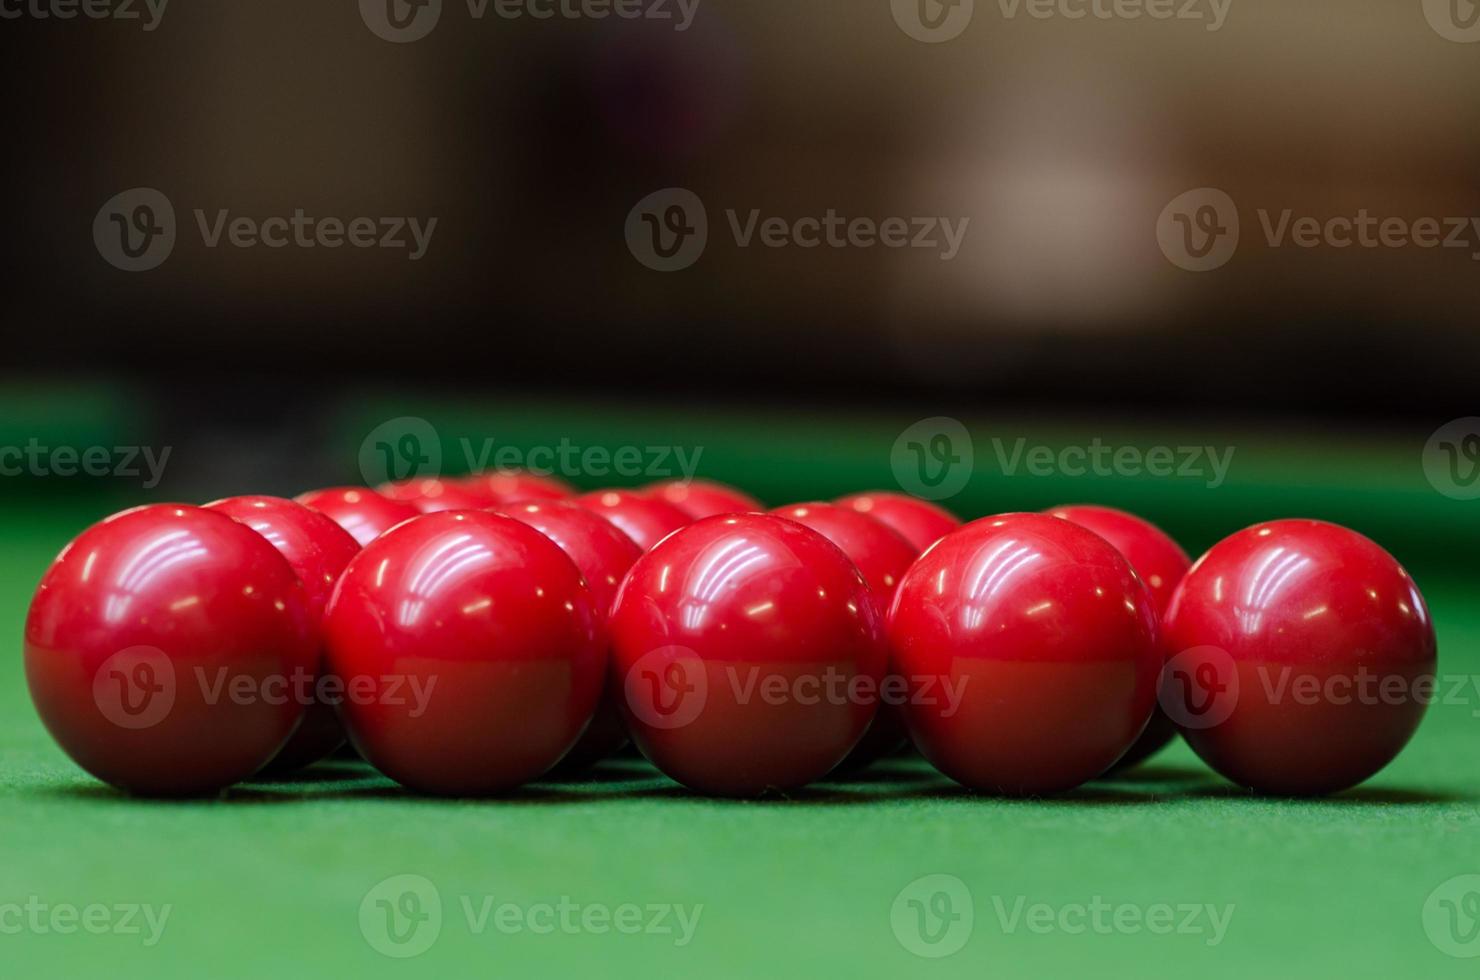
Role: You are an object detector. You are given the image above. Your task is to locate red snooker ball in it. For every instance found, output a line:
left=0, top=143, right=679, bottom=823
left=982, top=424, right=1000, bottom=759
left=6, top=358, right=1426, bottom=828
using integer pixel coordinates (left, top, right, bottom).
left=205, top=495, right=361, bottom=772
left=836, top=491, right=961, bottom=553
left=609, top=514, right=888, bottom=796
left=378, top=477, right=496, bottom=513
left=772, top=502, right=920, bottom=771
left=324, top=511, right=605, bottom=795
left=576, top=489, right=692, bottom=551
left=24, top=505, right=317, bottom=796
left=498, top=500, right=644, bottom=771
left=1161, top=519, right=1436, bottom=795
left=889, top=513, right=1161, bottom=795
left=460, top=470, right=575, bottom=504
left=771, top=502, right=917, bottom=596
left=295, top=487, right=421, bottom=547
left=1046, top=504, right=1192, bottom=770
left=646, top=479, right=762, bottom=519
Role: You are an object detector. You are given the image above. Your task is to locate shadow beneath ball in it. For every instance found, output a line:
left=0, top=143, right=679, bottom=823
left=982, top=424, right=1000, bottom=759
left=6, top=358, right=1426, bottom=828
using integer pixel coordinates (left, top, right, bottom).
left=569, top=783, right=884, bottom=806
left=818, top=762, right=942, bottom=788
left=243, top=760, right=378, bottom=786
left=879, top=781, right=1193, bottom=807
left=42, top=783, right=231, bottom=805
left=308, top=782, right=643, bottom=805
left=1095, top=763, right=1209, bottom=785
left=1184, top=783, right=1474, bottom=806
left=537, top=759, right=662, bottom=786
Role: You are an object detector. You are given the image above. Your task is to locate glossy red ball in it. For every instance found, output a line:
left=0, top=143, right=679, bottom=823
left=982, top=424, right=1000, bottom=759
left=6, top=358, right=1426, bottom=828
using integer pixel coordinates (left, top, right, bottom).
left=836, top=492, right=961, bottom=552
left=498, top=500, right=644, bottom=771
left=1162, top=519, right=1436, bottom=795
left=772, top=502, right=920, bottom=770
left=295, top=487, right=421, bottom=547
left=609, top=514, right=888, bottom=796
left=771, top=502, right=917, bottom=596
left=1046, top=504, right=1192, bottom=770
left=889, top=513, right=1161, bottom=795
left=646, top=479, right=762, bottom=519
left=576, top=489, right=692, bottom=551
left=378, top=478, right=495, bottom=513
left=25, top=505, right=317, bottom=795
left=461, top=470, right=575, bottom=503
left=205, top=495, right=361, bottom=772
left=323, top=511, right=605, bottom=795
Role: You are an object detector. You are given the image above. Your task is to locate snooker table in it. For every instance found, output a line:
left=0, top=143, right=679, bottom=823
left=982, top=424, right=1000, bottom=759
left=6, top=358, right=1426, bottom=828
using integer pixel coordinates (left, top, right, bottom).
left=3, top=394, right=1478, bottom=978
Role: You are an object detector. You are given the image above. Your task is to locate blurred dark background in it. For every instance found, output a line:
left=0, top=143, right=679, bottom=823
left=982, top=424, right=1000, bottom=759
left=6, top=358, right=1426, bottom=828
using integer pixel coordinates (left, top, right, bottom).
left=2, top=0, right=1479, bottom=576
left=4, top=0, right=1479, bottom=415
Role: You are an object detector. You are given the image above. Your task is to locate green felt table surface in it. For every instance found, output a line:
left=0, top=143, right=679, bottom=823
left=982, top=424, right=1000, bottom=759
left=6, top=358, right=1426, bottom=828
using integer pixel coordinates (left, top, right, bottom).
left=4, top=406, right=1480, bottom=978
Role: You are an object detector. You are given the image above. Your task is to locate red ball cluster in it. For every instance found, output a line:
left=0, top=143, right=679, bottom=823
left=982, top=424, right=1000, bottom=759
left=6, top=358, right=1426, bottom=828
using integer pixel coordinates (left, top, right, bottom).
left=24, top=474, right=1436, bottom=799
